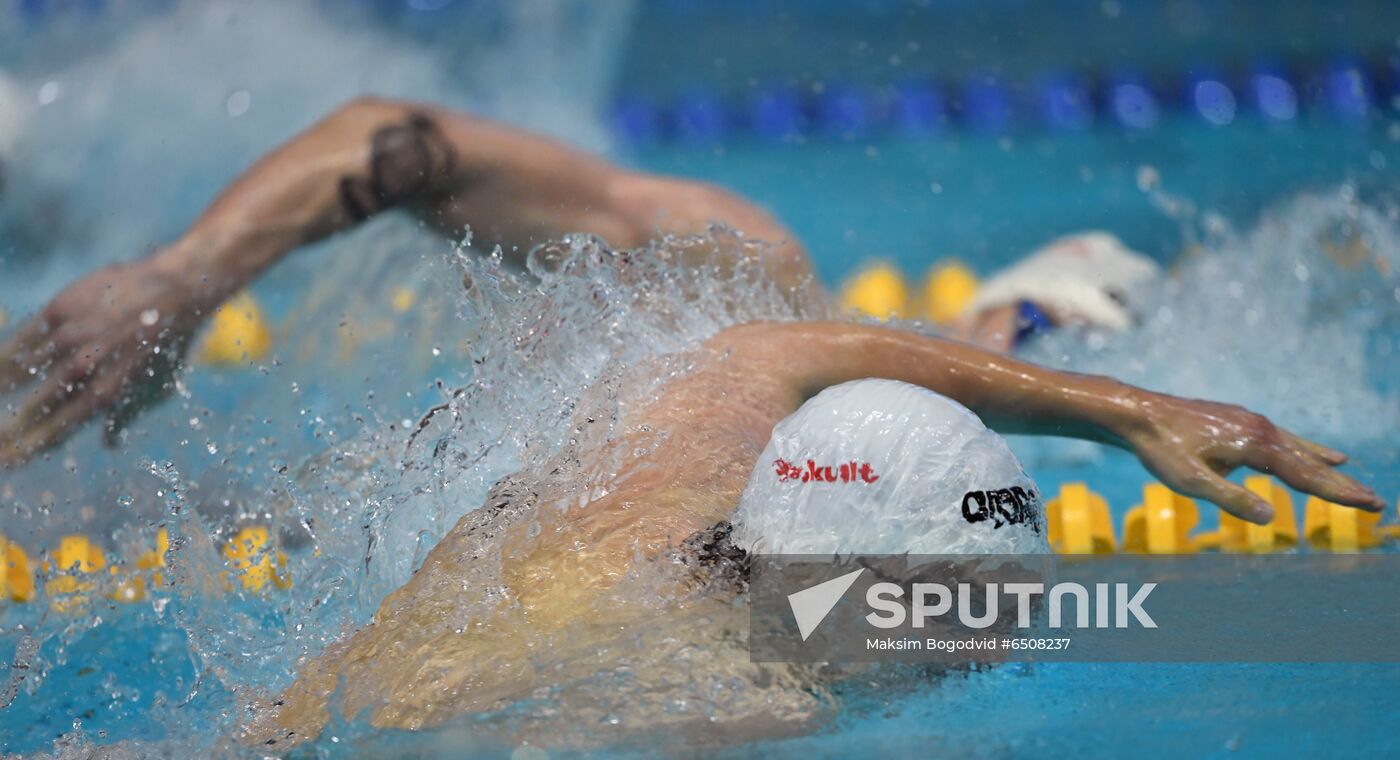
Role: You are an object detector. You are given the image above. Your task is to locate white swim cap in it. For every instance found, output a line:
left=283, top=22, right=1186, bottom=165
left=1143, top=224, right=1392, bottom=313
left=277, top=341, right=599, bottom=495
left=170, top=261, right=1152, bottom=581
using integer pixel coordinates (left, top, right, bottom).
left=0, top=68, right=32, bottom=159
left=968, top=231, right=1162, bottom=330
left=733, top=379, right=1048, bottom=555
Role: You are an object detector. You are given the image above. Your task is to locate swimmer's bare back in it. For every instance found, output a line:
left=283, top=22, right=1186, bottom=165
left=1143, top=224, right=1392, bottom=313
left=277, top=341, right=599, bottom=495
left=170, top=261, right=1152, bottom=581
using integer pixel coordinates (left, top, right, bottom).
left=247, top=320, right=1381, bottom=749
left=0, top=97, right=808, bottom=466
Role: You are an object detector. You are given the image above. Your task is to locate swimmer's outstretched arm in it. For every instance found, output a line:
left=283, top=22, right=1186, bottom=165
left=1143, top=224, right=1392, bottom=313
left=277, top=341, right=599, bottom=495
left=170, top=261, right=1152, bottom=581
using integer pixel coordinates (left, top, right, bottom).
left=714, top=321, right=1384, bottom=524
left=0, top=97, right=805, bottom=466
left=145, top=96, right=807, bottom=292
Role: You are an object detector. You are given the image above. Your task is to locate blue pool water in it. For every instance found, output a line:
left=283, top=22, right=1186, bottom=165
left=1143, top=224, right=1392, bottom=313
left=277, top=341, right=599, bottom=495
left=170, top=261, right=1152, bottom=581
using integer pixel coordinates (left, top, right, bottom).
left=5, top=122, right=1399, bottom=757
left=4, top=2, right=1400, bottom=757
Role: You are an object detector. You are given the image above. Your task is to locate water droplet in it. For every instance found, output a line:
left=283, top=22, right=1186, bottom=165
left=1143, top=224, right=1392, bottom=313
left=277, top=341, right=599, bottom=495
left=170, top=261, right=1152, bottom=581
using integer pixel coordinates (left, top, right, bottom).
left=37, top=80, right=60, bottom=105
left=225, top=89, right=251, bottom=117
left=1135, top=165, right=1160, bottom=192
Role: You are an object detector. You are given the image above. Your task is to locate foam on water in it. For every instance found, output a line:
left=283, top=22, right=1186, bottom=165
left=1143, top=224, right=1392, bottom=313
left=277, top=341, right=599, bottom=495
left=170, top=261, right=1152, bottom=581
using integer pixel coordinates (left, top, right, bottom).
left=1, top=227, right=825, bottom=755
left=0, top=0, right=633, bottom=313
left=1, top=9, right=1399, bottom=746
left=7, top=187, right=1400, bottom=754
left=4, top=187, right=1400, bottom=754
left=1012, top=187, right=1400, bottom=486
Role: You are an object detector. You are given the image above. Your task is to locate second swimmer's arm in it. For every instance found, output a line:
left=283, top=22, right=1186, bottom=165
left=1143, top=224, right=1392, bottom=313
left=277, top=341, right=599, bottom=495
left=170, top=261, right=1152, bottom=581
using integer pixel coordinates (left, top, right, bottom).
left=152, top=96, right=808, bottom=305
left=713, top=321, right=1382, bottom=524
left=0, top=98, right=808, bottom=467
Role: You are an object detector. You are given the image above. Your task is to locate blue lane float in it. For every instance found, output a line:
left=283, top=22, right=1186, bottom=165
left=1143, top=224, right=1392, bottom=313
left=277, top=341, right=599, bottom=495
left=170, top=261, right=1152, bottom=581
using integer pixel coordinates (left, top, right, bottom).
left=1185, top=68, right=1238, bottom=126
left=610, top=96, right=663, bottom=147
left=750, top=84, right=804, bottom=142
left=1036, top=72, right=1094, bottom=132
left=893, top=80, right=947, bottom=136
left=1248, top=62, right=1300, bottom=123
left=672, top=88, right=728, bottom=144
left=607, top=55, right=1393, bottom=146
left=1324, top=57, right=1373, bottom=123
left=817, top=84, right=874, bottom=140
left=1106, top=72, right=1161, bottom=130
left=959, top=74, right=1014, bottom=134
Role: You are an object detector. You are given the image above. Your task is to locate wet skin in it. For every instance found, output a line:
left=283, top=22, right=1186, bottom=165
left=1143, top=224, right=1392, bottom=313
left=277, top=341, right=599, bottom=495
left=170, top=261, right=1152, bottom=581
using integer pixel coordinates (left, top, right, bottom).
left=245, top=320, right=1380, bottom=748
left=0, top=99, right=1382, bottom=748
left=0, top=98, right=806, bottom=465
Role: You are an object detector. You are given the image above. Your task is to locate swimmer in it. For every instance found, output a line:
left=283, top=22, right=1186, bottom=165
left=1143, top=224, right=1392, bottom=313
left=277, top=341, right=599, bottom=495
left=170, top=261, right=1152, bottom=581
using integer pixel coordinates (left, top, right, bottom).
left=0, top=95, right=1171, bottom=463
left=0, top=97, right=808, bottom=465
left=951, top=231, right=1164, bottom=352
left=246, top=319, right=1380, bottom=748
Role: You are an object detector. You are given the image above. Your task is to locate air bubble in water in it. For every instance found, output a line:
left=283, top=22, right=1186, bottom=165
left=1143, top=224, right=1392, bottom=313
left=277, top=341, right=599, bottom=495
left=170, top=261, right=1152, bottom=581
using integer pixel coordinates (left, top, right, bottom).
left=1135, top=165, right=1160, bottom=192
left=225, top=89, right=251, bottom=117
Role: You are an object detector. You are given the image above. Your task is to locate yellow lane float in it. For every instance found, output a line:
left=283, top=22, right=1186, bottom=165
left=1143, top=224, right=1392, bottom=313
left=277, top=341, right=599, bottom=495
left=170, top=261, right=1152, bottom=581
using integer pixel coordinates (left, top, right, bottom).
left=1305, top=496, right=1383, bottom=552
left=919, top=261, right=979, bottom=325
left=2, top=481, right=1395, bottom=611
left=112, top=527, right=171, bottom=603
left=1, top=534, right=36, bottom=603
left=45, top=535, right=107, bottom=612
left=390, top=286, right=418, bottom=314
left=220, top=526, right=292, bottom=593
left=197, top=291, right=272, bottom=365
left=839, top=263, right=909, bottom=320
left=1207, top=476, right=1298, bottom=553
left=1122, top=484, right=1201, bottom=554
left=1046, top=482, right=1117, bottom=554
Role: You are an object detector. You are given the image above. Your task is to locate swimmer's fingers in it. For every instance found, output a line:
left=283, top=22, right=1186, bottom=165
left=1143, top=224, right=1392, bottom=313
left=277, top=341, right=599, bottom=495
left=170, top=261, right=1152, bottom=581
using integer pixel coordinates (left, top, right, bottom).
left=0, top=348, right=121, bottom=467
left=1238, top=423, right=1380, bottom=510
left=1264, top=448, right=1383, bottom=512
left=0, top=316, right=59, bottom=393
left=1281, top=430, right=1347, bottom=466
left=1176, top=466, right=1275, bottom=525
left=102, top=350, right=184, bottom=448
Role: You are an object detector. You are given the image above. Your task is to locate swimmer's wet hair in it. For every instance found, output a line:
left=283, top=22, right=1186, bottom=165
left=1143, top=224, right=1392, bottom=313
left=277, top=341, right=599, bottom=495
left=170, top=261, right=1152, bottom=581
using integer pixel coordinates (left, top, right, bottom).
left=681, top=520, right=750, bottom=593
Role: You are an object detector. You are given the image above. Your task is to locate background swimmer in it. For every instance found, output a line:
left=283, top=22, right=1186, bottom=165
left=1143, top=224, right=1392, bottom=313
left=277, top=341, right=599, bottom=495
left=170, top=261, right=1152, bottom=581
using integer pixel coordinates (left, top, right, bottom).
left=951, top=231, right=1164, bottom=352
left=0, top=97, right=809, bottom=466
left=0, top=93, right=1205, bottom=469
left=248, top=318, right=1379, bottom=747
left=0, top=97, right=1165, bottom=467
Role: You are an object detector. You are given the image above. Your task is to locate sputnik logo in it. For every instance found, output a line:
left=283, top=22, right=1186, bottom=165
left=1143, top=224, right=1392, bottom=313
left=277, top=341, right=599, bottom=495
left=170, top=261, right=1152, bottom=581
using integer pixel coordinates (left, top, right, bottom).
left=786, top=568, right=866, bottom=641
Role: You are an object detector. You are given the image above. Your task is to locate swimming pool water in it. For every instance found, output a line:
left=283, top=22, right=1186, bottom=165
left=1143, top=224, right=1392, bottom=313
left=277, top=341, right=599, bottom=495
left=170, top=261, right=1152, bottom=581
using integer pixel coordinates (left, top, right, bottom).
left=5, top=121, right=1399, bottom=756
left=4, top=3, right=1400, bottom=756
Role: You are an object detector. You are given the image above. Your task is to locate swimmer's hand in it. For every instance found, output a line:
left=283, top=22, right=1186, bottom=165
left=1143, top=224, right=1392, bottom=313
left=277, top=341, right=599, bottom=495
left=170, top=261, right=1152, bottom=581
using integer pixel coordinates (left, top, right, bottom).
left=1120, top=393, right=1385, bottom=524
left=0, top=260, right=197, bottom=467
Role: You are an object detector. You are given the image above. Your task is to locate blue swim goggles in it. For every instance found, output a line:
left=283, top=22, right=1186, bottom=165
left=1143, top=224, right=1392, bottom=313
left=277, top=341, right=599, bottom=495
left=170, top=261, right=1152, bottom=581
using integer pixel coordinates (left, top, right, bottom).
left=1013, top=300, right=1055, bottom=347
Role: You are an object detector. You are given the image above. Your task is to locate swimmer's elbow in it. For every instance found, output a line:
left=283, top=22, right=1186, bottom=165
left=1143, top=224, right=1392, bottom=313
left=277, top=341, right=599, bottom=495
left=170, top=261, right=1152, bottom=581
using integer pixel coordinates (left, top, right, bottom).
left=607, top=176, right=795, bottom=247
left=324, top=95, right=426, bottom=130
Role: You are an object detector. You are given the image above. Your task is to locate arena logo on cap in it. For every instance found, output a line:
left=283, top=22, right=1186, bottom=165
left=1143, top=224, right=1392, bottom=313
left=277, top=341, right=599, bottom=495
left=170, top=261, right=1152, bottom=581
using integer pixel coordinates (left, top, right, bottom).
left=961, top=487, right=1043, bottom=534
left=773, top=458, right=879, bottom=484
